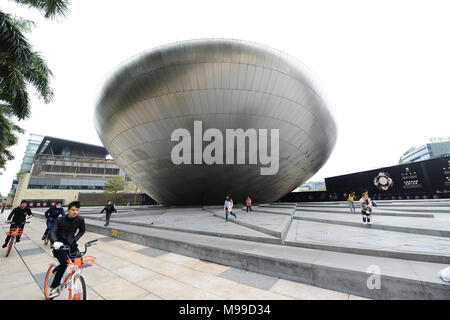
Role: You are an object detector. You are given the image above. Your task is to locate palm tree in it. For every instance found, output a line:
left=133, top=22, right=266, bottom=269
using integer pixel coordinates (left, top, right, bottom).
left=0, top=105, right=24, bottom=170
left=0, top=0, right=70, bottom=171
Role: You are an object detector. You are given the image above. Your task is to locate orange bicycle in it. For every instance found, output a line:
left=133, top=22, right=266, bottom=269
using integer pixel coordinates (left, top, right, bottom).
left=44, top=240, right=97, bottom=300
left=4, top=221, right=29, bottom=257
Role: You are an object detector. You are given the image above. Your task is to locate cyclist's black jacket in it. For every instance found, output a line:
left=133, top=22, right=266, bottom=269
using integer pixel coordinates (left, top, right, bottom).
left=7, top=207, right=32, bottom=224
left=44, top=206, right=65, bottom=222
left=49, top=215, right=85, bottom=247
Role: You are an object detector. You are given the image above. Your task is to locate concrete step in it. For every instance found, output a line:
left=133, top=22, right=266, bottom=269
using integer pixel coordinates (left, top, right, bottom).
left=375, top=207, right=450, bottom=214
left=295, top=207, right=434, bottom=218
left=34, top=210, right=450, bottom=264
left=285, top=220, right=450, bottom=264
left=78, top=218, right=450, bottom=299
left=270, top=202, right=298, bottom=205
left=297, top=202, right=450, bottom=210
left=248, top=207, right=295, bottom=216
left=33, top=211, right=282, bottom=245
left=294, top=213, right=450, bottom=238
left=297, top=199, right=450, bottom=205
left=259, top=204, right=297, bottom=209
left=284, top=239, right=450, bottom=265
left=296, top=201, right=450, bottom=213
left=206, top=209, right=291, bottom=241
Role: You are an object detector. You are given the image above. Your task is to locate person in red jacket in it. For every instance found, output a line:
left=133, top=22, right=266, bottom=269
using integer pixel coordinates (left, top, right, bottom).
left=245, top=196, right=252, bottom=213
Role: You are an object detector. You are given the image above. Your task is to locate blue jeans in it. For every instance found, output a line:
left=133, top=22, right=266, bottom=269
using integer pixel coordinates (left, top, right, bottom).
left=43, top=220, right=52, bottom=236
left=348, top=201, right=355, bottom=212
left=362, top=211, right=371, bottom=223
left=225, top=209, right=236, bottom=221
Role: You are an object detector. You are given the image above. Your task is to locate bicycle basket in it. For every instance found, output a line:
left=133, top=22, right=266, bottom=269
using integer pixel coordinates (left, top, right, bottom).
left=67, top=256, right=96, bottom=268
left=7, top=228, right=22, bottom=236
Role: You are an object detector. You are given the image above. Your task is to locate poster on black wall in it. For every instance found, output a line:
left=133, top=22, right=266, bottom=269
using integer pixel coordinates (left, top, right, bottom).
left=371, top=163, right=424, bottom=193
left=426, top=157, right=450, bottom=195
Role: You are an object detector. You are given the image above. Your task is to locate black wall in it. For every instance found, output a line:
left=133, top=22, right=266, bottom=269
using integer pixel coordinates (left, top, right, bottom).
left=78, top=192, right=157, bottom=205
left=278, top=156, right=450, bottom=202
left=324, top=156, right=450, bottom=201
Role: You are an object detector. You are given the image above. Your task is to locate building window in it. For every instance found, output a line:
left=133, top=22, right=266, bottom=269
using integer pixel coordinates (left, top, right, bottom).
left=61, top=145, right=72, bottom=156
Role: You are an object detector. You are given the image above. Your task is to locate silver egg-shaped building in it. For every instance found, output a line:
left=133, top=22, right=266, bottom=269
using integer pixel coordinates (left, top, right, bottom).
left=94, top=39, right=337, bottom=205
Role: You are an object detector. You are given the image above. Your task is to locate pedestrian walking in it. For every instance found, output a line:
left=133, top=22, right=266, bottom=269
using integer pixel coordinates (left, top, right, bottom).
left=245, top=196, right=252, bottom=214
left=1, top=201, right=6, bottom=214
left=359, top=190, right=373, bottom=225
left=224, top=195, right=237, bottom=221
left=100, top=200, right=117, bottom=226
left=347, top=192, right=355, bottom=212
left=42, top=201, right=65, bottom=240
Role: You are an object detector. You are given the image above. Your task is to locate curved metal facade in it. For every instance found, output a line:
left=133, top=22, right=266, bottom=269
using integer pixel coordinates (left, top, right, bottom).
left=94, top=39, right=337, bottom=205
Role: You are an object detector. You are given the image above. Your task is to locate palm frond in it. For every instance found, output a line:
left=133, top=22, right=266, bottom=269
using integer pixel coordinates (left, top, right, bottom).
left=9, top=0, right=70, bottom=19
left=0, top=0, right=70, bottom=170
left=0, top=12, right=34, bottom=65
left=20, top=51, right=54, bottom=103
left=0, top=62, right=31, bottom=119
left=10, top=15, right=36, bottom=33
left=0, top=111, right=23, bottom=170
left=0, top=14, right=53, bottom=118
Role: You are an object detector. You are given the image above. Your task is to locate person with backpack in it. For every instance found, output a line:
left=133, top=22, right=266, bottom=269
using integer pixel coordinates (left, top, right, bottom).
left=224, top=195, right=237, bottom=221
left=42, top=201, right=65, bottom=240
left=359, top=190, right=373, bottom=225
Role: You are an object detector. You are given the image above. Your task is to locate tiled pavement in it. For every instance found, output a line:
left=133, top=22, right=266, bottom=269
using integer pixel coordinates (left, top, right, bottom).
left=0, top=218, right=368, bottom=300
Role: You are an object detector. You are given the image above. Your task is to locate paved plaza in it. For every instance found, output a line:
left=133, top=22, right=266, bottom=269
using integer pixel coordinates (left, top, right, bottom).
left=0, top=213, right=366, bottom=300
left=2, top=199, right=449, bottom=300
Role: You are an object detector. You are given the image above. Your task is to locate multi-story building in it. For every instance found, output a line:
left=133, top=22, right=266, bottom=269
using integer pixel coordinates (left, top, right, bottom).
left=11, top=136, right=146, bottom=207
left=4, top=134, right=44, bottom=206
left=3, top=179, right=18, bottom=206
left=19, top=134, right=44, bottom=173
left=399, top=139, right=450, bottom=163
left=293, top=181, right=326, bottom=192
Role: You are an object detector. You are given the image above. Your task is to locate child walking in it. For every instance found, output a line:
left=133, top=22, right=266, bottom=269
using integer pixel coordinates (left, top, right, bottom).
left=224, top=195, right=237, bottom=221
left=359, top=190, right=373, bottom=225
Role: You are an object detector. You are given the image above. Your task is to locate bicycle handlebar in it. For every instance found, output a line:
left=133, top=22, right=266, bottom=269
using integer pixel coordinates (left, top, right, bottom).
left=52, top=239, right=98, bottom=256
left=5, top=221, right=30, bottom=224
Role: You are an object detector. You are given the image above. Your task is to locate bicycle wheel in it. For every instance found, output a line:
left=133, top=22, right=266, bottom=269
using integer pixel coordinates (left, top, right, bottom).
left=44, top=263, right=58, bottom=300
left=5, top=237, right=14, bottom=257
left=71, top=275, right=86, bottom=300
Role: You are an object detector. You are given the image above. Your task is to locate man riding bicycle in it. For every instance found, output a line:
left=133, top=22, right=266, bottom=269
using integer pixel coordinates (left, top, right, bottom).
left=48, top=201, right=86, bottom=298
left=42, top=201, right=65, bottom=240
left=2, top=200, right=32, bottom=248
